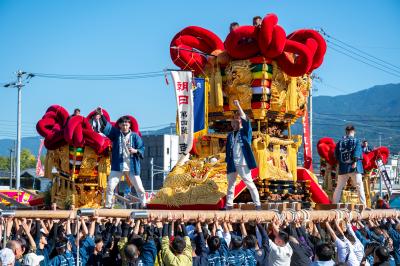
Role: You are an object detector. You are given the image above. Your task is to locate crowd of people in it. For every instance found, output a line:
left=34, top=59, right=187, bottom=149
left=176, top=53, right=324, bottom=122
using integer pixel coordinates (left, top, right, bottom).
left=0, top=212, right=398, bottom=266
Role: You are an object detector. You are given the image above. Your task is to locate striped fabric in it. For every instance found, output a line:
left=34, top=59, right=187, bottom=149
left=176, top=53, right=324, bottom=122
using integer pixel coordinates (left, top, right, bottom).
left=252, top=86, right=271, bottom=94
left=251, top=79, right=271, bottom=88
left=250, top=63, right=273, bottom=73
left=223, top=102, right=270, bottom=111
left=252, top=71, right=272, bottom=80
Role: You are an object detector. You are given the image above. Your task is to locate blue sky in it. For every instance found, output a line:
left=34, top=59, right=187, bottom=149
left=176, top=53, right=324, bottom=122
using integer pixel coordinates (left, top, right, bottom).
left=0, top=0, right=399, bottom=139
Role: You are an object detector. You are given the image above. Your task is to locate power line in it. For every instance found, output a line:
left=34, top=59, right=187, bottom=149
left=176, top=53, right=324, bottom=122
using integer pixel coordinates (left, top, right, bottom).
left=29, top=71, right=165, bottom=81
left=320, top=29, right=400, bottom=71
left=328, top=41, right=400, bottom=75
left=313, top=115, right=400, bottom=133
left=314, top=112, right=400, bottom=118
left=317, top=29, right=400, bottom=78
left=328, top=45, right=400, bottom=78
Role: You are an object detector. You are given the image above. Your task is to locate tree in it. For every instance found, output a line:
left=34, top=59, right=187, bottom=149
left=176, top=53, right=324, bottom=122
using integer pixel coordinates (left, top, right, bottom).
left=0, top=149, right=37, bottom=171
left=20, top=149, right=36, bottom=170
left=0, top=156, right=10, bottom=170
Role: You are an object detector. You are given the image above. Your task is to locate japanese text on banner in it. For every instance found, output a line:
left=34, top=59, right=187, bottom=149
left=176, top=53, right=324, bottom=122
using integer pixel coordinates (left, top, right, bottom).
left=170, top=71, right=194, bottom=158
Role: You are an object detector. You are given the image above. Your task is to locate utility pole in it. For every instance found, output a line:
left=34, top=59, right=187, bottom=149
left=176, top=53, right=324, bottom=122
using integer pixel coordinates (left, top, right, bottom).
left=4, top=70, right=28, bottom=192
left=150, top=157, right=154, bottom=192
left=8, top=147, right=14, bottom=189
left=15, top=70, right=24, bottom=191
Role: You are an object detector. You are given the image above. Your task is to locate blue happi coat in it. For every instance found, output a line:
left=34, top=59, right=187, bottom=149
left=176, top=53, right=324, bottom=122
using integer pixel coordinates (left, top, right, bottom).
left=334, top=135, right=363, bottom=175
left=225, top=117, right=257, bottom=174
left=103, top=122, right=145, bottom=175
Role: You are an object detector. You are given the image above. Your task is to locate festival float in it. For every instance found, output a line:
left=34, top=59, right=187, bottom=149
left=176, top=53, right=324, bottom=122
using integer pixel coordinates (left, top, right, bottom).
left=317, top=137, right=390, bottom=208
left=148, top=13, right=332, bottom=210
left=32, top=13, right=390, bottom=212
left=35, top=105, right=142, bottom=209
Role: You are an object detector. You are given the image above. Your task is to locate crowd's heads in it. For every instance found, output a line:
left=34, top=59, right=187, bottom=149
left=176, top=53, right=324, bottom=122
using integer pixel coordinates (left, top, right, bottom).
left=55, top=238, right=68, bottom=254
left=124, top=244, right=139, bottom=261
left=315, top=243, right=334, bottom=261
left=0, top=248, right=15, bottom=266
left=5, top=241, right=23, bottom=260
left=94, top=234, right=104, bottom=253
left=243, top=235, right=257, bottom=249
left=231, top=235, right=243, bottom=250
left=374, top=246, right=390, bottom=263
left=202, top=226, right=210, bottom=240
left=207, top=236, right=221, bottom=252
left=274, top=230, right=289, bottom=247
left=171, top=236, right=186, bottom=255
left=16, top=238, right=27, bottom=255
left=39, top=228, right=48, bottom=246
left=23, top=253, right=44, bottom=266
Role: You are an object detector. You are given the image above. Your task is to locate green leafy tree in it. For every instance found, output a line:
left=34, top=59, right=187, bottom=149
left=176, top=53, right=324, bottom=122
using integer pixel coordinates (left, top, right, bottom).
left=20, top=149, right=36, bottom=170
left=0, top=149, right=37, bottom=171
left=0, top=156, right=10, bottom=170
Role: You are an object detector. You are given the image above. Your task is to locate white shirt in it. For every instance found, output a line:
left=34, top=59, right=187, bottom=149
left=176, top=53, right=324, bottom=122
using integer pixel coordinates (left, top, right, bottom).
left=122, top=132, right=132, bottom=171
left=335, top=238, right=359, bottom=266
left=233, top=131, right=246, bottom=166
left=346, top=224, right=364, bottom=264
left=268, top=239, right=293, bottom=266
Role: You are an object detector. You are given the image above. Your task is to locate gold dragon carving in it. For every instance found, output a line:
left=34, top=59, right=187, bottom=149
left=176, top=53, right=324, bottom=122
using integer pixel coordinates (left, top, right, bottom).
left=224, top=60, right=253, bottom=110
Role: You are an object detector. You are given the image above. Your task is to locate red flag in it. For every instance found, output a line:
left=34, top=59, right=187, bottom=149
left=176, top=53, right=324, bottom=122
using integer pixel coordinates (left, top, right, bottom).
left=35, top=139, right=45, bottom=176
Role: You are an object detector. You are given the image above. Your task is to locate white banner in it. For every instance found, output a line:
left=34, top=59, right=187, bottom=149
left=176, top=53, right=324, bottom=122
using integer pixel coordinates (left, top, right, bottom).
left=171, top=71, right=194, bottom=164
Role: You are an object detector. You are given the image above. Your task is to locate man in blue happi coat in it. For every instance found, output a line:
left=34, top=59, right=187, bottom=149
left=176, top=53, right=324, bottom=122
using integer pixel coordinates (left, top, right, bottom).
left=225, top=100, right=261, bottom=210
left=332, top=125, right=366, bottom=206
left=100, top=114, right=146, bottom=208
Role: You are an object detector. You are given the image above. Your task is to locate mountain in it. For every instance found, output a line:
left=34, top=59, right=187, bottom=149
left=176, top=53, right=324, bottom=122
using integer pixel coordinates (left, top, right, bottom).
left=311, top=83, right=400, bottom=153
left=0, top=137, right=44, bottom=157
left=0, top=83, right=399, bottom=159
left=291, top=83, right=400, bottom=166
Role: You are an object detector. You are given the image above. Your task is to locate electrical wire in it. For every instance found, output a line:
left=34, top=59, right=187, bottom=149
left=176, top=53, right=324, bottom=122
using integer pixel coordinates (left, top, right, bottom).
left=318, top=29, right=400, bottom=78
left=314, top=112, right=400, bottom=118
left=29, top=70, right=165, bottom=81
left=328, top=45, right=400, bottom=78
left=321, top=29, right=400, bottom=71
left=328, top=41, right=400, bottom=75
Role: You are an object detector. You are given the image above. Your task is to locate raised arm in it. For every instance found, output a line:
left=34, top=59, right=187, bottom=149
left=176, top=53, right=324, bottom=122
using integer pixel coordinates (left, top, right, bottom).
left=233, top=100, right=246, bottom=120
left=256, top=217, right=270, bottom=250
left=80, top=217, right=89, bottom=237
left=240, top=215, right=248, bottom=237
left=195, top=219, right=207, bottom=256
left=324, top=221, right=337, bottom=241
left=21, top=219, right=36, bottom=251
left=88, top=217, right=96, bottom=237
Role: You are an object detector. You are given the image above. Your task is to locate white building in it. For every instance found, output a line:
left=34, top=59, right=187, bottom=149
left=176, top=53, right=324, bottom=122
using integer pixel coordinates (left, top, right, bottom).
left=140, top=134, right=179, bottom=191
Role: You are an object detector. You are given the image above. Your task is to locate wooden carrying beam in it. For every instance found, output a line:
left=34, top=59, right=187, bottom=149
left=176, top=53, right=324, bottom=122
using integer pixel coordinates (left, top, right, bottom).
left=7, top=208, right=400, bottom=221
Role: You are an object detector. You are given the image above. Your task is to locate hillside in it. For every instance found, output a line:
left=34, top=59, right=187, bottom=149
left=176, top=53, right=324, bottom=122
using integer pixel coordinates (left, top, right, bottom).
left=0, top=137, right=44, bottom=157
left=0, top=83, right=399, bottom=159
left=312, top=83, right=400, bottom=153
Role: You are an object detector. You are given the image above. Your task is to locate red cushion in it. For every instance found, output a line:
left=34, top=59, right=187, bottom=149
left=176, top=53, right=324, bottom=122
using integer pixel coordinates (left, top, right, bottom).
left=224, top=26, right=260, bottom=59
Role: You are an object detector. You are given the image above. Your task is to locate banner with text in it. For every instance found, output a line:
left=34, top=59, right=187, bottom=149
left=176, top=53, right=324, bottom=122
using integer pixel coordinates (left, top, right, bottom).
left=171, top=71, right=194, bottom=161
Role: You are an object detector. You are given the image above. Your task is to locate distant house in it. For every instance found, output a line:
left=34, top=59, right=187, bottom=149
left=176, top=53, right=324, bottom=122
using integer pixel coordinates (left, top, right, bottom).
left=0, top=168, right=51, bottom=191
